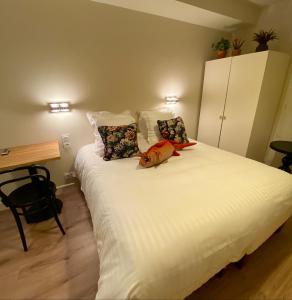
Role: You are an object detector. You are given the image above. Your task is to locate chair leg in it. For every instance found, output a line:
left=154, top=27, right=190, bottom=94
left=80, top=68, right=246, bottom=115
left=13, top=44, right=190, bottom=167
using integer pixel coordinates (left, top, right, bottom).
left=11, top=208, right=28, bottom=252
left=48, top=200, right=65, bottom=235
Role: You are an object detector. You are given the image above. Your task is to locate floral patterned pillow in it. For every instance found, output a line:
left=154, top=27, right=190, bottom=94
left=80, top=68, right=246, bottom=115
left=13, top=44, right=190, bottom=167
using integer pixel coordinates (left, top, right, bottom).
left=157, top=116, right=189, bottom=143
left=98, top=123, right=140, bottom=161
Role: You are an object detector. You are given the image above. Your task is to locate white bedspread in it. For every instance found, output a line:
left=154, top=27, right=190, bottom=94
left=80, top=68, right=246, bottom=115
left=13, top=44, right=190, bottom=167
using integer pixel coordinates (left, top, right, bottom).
left=75, top=142, right=292, bottom=300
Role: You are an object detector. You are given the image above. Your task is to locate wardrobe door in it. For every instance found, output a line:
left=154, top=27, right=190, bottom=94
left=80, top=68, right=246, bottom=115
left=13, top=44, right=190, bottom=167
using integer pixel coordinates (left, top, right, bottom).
left=197, top=57, right=231, bottom=147
left=218, top=52, right=268, bottom=156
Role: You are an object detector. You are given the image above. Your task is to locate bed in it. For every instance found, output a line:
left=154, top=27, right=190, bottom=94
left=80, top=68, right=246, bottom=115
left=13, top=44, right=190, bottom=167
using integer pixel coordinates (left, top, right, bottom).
left=75, top=140, right=292, bottom=300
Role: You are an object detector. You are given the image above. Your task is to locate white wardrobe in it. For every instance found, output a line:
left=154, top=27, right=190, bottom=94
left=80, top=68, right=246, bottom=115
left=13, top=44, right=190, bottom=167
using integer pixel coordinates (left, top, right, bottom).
left=197, top=51, right=289, bottom=162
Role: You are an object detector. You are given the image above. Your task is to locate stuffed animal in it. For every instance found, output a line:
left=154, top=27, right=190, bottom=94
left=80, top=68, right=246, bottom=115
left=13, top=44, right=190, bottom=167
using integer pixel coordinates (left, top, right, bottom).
left=139, top=140, right=196, bottom=168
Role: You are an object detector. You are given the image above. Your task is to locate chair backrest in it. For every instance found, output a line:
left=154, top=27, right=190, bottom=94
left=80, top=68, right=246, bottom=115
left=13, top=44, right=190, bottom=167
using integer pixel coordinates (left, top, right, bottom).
left=0, top=165, right=51, bottom=207
left=0, top=165, right=51, bottom=180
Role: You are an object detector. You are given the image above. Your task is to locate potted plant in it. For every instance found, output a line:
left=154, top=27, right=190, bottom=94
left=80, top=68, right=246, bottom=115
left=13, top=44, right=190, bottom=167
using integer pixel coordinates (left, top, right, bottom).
left=253, top=29, right=278, bottom=52
left=232, top=38, right=245, bottom=56
left=212, top=38, right=230, bottom=59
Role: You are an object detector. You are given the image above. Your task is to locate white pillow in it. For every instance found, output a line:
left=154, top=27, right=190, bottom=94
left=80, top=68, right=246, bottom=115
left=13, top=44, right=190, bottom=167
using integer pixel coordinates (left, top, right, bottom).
left=94, top=133, right=105, bottom=157
left=86, top=110, right=135, bottom=132
left=137, top=133, right=150, bottom=153
left=139, top=110, right=174, bottom=145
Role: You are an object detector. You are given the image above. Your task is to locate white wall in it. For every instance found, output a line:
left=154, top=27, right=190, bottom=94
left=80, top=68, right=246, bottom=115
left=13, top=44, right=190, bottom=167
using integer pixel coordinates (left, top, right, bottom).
left=235, top=0, right=292, bottom=165
left=0, top=0, right=230, bottom=194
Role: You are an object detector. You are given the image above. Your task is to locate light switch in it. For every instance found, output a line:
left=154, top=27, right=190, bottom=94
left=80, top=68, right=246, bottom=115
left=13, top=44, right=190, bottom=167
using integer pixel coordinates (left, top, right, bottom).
left=61, top=134, right=71, bottom=149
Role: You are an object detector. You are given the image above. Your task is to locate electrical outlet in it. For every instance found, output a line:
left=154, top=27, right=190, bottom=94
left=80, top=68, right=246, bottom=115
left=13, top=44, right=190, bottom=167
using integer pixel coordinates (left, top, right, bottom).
left=64, top=171, right=76, bottom=181
left=61, top=134, right=71, bottom=149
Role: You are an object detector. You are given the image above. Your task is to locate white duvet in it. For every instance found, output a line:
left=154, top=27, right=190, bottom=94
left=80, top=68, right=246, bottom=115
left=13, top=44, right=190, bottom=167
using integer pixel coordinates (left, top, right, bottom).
left=75, top=141, right=292, bottom=300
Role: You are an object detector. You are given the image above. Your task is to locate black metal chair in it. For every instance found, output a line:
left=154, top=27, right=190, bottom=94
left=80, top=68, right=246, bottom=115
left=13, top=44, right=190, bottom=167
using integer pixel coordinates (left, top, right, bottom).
left=0, top=165, right=65, bottom=251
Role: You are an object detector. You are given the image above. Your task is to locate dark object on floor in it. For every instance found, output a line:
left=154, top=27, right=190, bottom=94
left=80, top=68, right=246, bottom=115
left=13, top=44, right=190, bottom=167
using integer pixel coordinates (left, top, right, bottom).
left=234, top=256, right=248, bottom=269
left=216, top=268, right=226, bottom=278
left=0, top=165, right=65, bottom=251
left=270, top=141, right=292, bottom=173
left=275, top=223, right=285, bottom=234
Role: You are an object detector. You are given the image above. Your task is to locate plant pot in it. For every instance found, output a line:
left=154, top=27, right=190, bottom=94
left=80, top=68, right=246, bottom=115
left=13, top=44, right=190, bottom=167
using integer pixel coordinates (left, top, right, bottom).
left=232, top=49, right=241, bottom=56
left=216, top=50, right=227, bottom=59
left=256, top=43, right=268, bottom=52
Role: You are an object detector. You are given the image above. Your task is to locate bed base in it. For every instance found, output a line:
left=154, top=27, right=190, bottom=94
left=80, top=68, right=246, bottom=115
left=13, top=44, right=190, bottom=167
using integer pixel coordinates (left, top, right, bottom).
left=216, top=255, right=248, bottom=278
left=216, top=222, right=286, bottom=277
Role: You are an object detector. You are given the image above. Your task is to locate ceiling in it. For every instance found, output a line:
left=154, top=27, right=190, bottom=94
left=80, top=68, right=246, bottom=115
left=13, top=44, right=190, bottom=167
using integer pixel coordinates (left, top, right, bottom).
left=92, top=0, right=243, bottom=31
left=91, top=0, right=279, bottom=31
left=246, top=0, right=280, bottom=6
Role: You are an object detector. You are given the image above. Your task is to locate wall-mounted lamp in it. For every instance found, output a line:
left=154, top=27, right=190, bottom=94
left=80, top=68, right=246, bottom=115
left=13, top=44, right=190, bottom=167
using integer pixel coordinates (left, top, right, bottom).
left=48, top=102, right=71, bottom=113
left=165, top=96, right=179, bottom=104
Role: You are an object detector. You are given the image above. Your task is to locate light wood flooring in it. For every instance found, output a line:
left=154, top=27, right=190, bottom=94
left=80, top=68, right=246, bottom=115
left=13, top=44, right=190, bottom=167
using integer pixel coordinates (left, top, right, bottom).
left=1, top=184, right=292, bottom=300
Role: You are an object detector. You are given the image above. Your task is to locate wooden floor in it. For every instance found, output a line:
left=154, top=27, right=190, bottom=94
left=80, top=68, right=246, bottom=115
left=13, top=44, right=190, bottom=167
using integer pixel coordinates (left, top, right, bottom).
left=1, top=185, right=292, bottom=300
left=0, top=185, right=99, bottom=300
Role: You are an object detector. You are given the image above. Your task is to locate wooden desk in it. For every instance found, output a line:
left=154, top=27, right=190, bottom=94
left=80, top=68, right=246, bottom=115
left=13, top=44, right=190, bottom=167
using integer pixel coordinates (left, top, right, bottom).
left=0, top=140, right=60, bottom=170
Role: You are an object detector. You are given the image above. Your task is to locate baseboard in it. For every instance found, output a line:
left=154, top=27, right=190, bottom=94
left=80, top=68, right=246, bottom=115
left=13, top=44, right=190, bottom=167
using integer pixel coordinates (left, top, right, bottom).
left=56, top=182, right=76, bottom=189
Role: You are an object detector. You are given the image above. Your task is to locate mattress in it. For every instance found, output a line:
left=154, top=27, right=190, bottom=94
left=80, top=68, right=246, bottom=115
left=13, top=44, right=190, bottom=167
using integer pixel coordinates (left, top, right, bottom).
left=75, top=141, right=292, bottom=300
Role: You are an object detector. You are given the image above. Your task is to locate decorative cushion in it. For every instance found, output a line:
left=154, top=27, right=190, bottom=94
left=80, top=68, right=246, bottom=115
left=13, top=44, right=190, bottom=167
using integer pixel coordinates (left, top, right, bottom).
left=98, top=123, right=140, bottom=161
left=138, top=110, right=174, bottom=145
left=157, top=116, right=189, bottom=143
left=86, top=110, right=136, bottom=156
